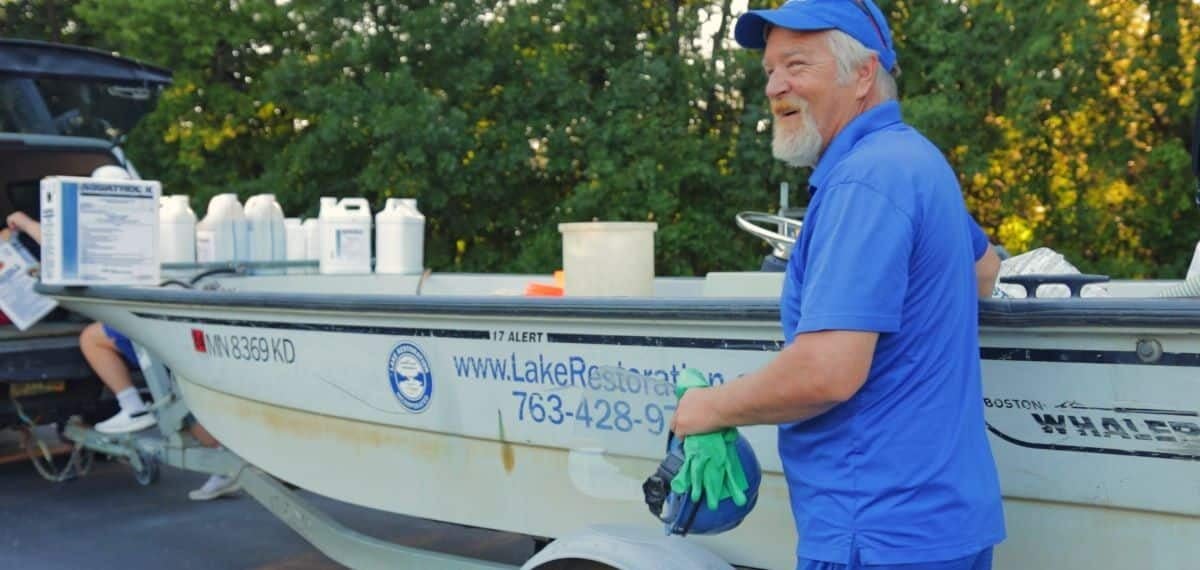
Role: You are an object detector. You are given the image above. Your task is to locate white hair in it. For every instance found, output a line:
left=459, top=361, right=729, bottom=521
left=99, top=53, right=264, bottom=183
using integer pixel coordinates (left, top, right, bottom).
left=772, top=98, right=823, bottom=168
left=826, top=29, right=897, bottom=101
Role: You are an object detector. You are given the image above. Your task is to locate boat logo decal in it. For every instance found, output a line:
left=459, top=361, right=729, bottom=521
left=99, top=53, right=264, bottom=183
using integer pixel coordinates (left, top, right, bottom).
left=984, top=397, right=1200, bottom=461
left=388, top=342, right=433, bottom=413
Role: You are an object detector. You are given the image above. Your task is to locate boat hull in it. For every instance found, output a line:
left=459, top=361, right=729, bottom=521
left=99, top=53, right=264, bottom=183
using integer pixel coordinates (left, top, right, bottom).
left=49, top=281, right=1200, bottom=569
left=88, top=298, right=795, bottom=568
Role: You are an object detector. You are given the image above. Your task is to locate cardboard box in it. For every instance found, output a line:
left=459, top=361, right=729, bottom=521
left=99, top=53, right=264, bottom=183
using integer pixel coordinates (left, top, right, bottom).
left=39, top=176, right=161, bottom=286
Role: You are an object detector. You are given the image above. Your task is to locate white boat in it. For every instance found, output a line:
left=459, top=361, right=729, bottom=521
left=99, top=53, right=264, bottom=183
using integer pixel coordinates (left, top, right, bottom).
left=40, top=253, right=1200, bottom=569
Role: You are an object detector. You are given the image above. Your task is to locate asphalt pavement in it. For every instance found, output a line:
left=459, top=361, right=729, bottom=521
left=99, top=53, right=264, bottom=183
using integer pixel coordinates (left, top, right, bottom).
left=0, top=429, right=534, bottom=570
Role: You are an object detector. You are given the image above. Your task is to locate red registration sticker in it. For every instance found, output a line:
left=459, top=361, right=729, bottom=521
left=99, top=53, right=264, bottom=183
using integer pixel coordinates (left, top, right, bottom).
left=191, top=329, right=207, bottom=353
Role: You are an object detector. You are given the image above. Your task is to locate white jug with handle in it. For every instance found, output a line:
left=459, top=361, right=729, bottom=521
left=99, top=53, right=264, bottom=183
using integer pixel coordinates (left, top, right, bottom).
left=375, top=198, right=425, bottom=275
left=318, top=197, right=372, bottom=274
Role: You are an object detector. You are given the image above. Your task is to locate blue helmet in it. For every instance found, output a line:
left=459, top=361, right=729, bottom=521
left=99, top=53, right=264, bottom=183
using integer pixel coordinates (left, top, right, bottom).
left=642, top=432, right=762, bottom=536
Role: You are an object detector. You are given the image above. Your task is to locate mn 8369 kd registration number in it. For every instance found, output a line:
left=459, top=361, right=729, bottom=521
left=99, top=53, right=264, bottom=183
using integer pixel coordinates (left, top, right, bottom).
left=198, top=331, right=296, bottom=365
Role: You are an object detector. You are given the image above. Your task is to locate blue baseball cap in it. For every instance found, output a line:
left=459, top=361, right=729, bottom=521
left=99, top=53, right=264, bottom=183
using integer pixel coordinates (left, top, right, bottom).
left=734, top=0, right=898, bottom=73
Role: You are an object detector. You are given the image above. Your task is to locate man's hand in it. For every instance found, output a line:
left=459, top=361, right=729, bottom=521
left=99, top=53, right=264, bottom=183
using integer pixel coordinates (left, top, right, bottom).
left=670, top=368, right=726, bottom=436
left=671, top=387, right=728, bottom=436
left=6, top=212, right=41, bottom=244
left=7, top=211, right=31, bottom=232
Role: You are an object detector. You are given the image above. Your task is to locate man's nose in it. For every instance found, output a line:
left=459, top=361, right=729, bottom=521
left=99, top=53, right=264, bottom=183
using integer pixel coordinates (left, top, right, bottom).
left=765, top=71, right=788, bottom=99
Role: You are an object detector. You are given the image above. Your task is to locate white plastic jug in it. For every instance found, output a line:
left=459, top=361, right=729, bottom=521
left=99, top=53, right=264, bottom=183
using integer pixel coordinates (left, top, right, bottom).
left=302, top=218, right=321, bottom=261
left=284, top=218, right=305, bottom=260
left=195, top=194, right=246, bottom=263
left=158, top=195, right=196, bottom=263
left=319, top=197, right=372, bottom=274
left=284, top=218, right=306, bottom=273
left=309, top=196, right=337, bottom=263
left=375, top=198, right=425, bottom=275
left=244, top=194, right=287, bottom=266
left=1187, top=240, right=1200, bottom=280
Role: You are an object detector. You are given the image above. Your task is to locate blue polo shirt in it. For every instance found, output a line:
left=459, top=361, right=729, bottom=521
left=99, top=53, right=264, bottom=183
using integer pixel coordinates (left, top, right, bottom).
left=778, top=101, right=1005, bottom=565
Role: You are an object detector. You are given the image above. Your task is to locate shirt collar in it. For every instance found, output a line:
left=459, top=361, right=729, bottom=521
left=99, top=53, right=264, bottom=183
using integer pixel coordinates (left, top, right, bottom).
left=808, top=100, right=903, bottom=193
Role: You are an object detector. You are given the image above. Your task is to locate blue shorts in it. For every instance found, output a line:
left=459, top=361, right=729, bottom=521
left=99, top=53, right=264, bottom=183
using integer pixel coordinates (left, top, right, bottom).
left=101, top=324, right=139, bottom=366
left=799, top=548, right=993, bottom=570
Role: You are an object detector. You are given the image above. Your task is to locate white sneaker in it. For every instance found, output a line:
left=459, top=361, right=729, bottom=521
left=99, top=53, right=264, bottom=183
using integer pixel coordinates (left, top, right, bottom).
left=95, top=409, right=157, bottom=434
left=188, top=474, right=241, bottom=501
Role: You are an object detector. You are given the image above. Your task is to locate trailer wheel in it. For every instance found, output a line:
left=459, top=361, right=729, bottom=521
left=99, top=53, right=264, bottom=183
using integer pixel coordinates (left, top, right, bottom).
left=531, top=560, right=615, bottom=570
left=132, top=450, right=159, bottom=486
left=522, top=525, right=734, bottom=570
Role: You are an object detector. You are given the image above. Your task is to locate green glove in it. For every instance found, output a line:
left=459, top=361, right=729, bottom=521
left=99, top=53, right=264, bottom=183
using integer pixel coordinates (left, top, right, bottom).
left=669, top=368, right=749, bottom=510
left=722, top=428, right=749, bottom=496
left=674, top=367, right=708, bottom=399
left=671, top=431, right=749, bottom=510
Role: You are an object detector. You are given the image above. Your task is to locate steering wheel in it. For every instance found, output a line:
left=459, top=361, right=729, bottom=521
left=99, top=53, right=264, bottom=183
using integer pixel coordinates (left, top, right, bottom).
left=735, top=211, right=803, bottom=260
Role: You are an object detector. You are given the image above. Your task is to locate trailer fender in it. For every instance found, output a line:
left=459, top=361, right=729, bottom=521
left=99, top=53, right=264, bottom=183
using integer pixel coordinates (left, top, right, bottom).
left=520, top=524, right=733, bottom=570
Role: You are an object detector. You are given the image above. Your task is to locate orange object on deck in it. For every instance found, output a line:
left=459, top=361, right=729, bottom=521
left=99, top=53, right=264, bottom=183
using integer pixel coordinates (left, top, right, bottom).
left=524, top=282, right=563, bottom=297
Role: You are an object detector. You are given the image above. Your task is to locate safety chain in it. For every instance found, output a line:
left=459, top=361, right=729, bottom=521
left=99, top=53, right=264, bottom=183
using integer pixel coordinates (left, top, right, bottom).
left=12, top=399, right=94, bottom=482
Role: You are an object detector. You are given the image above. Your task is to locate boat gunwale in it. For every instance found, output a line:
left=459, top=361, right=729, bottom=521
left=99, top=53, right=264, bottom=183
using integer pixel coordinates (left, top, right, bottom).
left=36, top=283, right=1200, bottom=329
left=38, top=284, right=781, bottom=320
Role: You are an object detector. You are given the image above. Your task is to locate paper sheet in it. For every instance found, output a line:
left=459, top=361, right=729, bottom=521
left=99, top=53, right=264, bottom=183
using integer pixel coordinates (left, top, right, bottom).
left=0, top=238, right=57, bottom=330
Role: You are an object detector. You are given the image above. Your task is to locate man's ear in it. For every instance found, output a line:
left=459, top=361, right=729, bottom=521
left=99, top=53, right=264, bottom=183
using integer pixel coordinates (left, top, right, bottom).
left=855, top=54, right=879, bottom=99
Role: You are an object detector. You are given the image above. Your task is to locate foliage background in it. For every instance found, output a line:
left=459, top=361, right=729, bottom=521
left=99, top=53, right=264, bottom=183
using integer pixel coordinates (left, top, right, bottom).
left=3, top=0, right=1198, bottom=277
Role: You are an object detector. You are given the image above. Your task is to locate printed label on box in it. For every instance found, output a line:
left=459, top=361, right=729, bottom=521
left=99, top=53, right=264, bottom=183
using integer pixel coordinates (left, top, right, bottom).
left=40, top=177, right=161, bottom=286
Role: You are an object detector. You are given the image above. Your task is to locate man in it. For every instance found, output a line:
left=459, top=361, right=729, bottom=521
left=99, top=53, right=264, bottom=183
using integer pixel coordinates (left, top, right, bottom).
left=5, top=196, right=158, bottom=436
left=4, top=211, right=158, bottom=436
left=7, top=203, right=238, bottom=501
left=670, top=1, right=1004, bottom=569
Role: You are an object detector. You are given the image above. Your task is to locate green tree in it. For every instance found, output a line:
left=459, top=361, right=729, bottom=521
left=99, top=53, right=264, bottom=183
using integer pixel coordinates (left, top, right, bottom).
left=175, top=0, right=785, bottom=273
left=1, top=0, right=99, bottom=44
left=895, top=0, right=1200, bottom=277
left=74, top=0, right=300, bottom=205
left=14, top=0, right=1200, bottom=278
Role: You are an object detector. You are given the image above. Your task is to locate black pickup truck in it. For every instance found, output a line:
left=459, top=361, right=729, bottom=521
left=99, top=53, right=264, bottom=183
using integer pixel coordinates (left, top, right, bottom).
left=0, top=39, right=171, bottom=434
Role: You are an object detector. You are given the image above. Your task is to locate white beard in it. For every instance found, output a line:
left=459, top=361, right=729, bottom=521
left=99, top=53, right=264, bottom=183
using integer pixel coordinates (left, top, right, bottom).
left=771, top=102, right=823, bottom=169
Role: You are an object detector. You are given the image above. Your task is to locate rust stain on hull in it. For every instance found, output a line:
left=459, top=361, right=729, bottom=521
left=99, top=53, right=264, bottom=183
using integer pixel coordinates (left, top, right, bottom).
left=190, top=380, right=444, bottom=462
left=497, top=410, right=515, bottom=474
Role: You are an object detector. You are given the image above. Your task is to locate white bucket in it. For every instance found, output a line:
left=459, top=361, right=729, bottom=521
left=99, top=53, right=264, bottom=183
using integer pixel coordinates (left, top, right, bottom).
left=319, top=197, right=372, bottom=274
left=244, top=194, right=287, bottom=267
left=375, top=198, right=425, bottom=275
left=558, top=222, right=657, bottom=297
left=196, top=194, right=246, bottom=263
left=158, top=195, right=196, bottom=263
